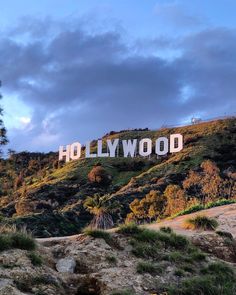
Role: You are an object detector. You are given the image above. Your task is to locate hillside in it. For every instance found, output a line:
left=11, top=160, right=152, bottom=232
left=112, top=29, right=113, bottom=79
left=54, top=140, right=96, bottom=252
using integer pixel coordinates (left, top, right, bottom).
left=0, top=117, right=235, bottom=237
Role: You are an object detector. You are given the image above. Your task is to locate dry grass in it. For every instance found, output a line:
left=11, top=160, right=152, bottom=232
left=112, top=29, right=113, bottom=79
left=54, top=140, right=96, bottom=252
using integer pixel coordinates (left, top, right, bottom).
left=184, top=215, right=219, bottom=231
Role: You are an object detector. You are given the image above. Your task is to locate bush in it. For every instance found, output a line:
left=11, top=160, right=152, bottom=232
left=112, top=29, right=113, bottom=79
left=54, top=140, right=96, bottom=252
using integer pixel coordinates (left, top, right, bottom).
left=11, top=232, right=36, bottom=251
left=118, top=223, right=142, bottom=235
left=167, top=262, right=236, bottom=295
left=83, top=229, right=121, bottom=249
left=0, top=235, right=12, bottom=251
left=131, top=240, right=162, bottom=260
left=0, top=230, right=36, bottom=252
left=160, top=226, right=173, bottom=234
left=216, top=230, right=233, bottom=240
left=136, top=261, right=163, bottom=275
left=185, top=215, right=218, bottom=230
left=174, top=199, right=236, bottom=218
left=88, top=164, right=111, bottom=186
left=106, top=255, right=117, bottom=264
left=28, top=252, right=43, bottom=266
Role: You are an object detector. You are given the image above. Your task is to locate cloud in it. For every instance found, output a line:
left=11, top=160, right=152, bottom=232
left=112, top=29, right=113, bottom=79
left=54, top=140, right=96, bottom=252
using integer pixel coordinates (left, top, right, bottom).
left=1, top=18, right=236, bottom=152
left=154, top=2, right=204, bottom=28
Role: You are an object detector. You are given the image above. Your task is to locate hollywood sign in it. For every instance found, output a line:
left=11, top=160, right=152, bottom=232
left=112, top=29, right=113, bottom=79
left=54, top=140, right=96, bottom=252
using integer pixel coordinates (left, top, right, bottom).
left=59, top=134, right=183, bottom=162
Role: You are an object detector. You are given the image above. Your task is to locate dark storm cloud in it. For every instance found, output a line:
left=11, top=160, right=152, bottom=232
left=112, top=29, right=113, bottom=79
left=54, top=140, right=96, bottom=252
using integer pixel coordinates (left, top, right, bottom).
left=1, top=18, right=236, bottom=151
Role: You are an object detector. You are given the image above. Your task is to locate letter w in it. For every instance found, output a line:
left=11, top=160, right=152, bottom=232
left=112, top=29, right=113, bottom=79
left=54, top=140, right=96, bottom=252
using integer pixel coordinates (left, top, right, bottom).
left=122, top=139, right=137, bottom=157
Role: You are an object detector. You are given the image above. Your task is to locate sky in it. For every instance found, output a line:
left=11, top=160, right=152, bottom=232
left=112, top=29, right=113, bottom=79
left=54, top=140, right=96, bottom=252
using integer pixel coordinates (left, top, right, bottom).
left=0, top=0, right=236, bottom=153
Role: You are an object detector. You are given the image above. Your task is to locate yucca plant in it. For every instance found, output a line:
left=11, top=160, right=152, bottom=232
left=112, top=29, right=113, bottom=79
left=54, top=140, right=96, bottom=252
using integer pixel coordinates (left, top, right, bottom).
left=84, top=194, right=119, bottom=229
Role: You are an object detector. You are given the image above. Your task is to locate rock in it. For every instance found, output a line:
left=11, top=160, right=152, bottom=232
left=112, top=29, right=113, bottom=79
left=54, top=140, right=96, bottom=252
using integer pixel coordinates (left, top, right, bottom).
left=191, top=233, right=236, bottom=262
left=0, top=279, right=13, bottom=290
left=0, top=286, right=26, bottom=295
left=56, top=257, right=76, bottom=273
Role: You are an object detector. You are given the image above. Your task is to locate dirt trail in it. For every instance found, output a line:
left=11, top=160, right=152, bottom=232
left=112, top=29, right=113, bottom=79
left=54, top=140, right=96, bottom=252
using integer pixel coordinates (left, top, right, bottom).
left=37, top=203, right=236, bottom=244
left=146, top=203, right=236, bottom=238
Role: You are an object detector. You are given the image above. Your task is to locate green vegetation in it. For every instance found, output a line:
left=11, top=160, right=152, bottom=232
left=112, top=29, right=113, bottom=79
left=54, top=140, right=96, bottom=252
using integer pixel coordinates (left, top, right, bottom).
left=117, top=223, right=142, bottom=235
left=136, top=261, right=163, bottom=275
left=105, top=255, right=117, bottom=264
left=84, top=194, right=119, bottom=229
left=28, top=252, right=43, bottom=266
left=167, top=263, right=236, bottom=295
left=0, top=230, right=36, bottom=252
left=0, top=118, right=235, bottom=237
left=216, top=230, right=233, bottom=240
left=185, top=215, right=219, bottom=230
left=83, top=228, right=121, bottom=249
left=173, top=198, right=236, bottom=218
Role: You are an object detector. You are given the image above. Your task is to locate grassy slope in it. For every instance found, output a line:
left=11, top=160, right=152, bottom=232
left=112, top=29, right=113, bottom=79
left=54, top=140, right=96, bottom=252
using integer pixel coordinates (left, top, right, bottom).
left=27, top=118, right=236, bottom=191
left=1, top=118, right=235, bottom=237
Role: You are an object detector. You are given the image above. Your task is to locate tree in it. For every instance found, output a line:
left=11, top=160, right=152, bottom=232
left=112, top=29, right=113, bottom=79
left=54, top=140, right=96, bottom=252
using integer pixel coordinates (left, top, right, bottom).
left=164, top=185, right=187, bottom=216
left=127, top=190, right=166, bottom=223
left=83, top=194, right=119, bottom=229
left=0, top=81, right=8, bottom=154
left=183, top=160, right=223, bottom=204
left=88, top=163, right=111, bottom=186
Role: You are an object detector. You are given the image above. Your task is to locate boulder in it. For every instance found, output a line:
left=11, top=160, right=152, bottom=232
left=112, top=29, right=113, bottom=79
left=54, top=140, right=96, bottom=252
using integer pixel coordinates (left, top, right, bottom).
left=56, top=257, right=76, bottom=273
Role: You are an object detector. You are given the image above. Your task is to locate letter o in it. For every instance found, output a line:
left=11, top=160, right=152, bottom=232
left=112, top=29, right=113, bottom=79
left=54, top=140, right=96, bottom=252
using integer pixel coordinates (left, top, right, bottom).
left=155, top=137, right=168, bottom=156
left=70, top=142, right=82, bottom=160
left=139, top=138, right=152, bottom=157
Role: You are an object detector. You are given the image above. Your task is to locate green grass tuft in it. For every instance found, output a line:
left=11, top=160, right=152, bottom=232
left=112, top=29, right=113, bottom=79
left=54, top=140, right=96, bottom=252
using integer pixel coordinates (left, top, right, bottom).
left=136, top=261, right=163, bottom=275
left=185, top=215, right=218, bottom=230
left=28, top=252, right=43, bottom=266
left=0, top=231, right=36, bottom=252
left=117, top=223, right=142, bottom=235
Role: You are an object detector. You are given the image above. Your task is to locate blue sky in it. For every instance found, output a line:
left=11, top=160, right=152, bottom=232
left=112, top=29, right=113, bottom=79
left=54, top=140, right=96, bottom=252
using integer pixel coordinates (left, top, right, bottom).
left=0, top=0, right=236, bottom=152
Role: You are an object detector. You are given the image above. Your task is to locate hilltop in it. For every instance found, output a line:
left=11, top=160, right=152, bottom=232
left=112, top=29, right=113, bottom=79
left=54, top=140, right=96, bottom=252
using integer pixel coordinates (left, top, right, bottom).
left=0, top=117, right=235, bottom=237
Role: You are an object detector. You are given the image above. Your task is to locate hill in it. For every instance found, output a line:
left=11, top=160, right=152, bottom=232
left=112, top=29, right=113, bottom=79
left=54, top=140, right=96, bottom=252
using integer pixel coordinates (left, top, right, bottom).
left=0, top=117, right=235, bottom=237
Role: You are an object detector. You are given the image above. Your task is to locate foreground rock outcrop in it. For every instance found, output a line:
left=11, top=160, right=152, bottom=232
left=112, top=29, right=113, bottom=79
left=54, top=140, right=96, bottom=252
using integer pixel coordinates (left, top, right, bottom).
left=0, top=223, right=236, bottom=295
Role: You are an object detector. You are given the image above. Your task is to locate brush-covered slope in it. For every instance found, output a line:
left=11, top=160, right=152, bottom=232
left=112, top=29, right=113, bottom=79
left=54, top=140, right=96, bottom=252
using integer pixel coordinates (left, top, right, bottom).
left=0, top=118, right=235, bottom=237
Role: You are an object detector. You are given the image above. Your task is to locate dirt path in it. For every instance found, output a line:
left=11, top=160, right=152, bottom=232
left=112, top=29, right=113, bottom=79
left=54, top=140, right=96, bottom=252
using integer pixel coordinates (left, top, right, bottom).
left=145, top=203, right=236, bottom=238
left=37, top=203, right=236, bottom=244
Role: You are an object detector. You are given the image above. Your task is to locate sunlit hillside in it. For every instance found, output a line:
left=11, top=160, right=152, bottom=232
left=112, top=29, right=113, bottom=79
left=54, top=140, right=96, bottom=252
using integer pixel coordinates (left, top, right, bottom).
left=0, top=117, right=235, bottom=237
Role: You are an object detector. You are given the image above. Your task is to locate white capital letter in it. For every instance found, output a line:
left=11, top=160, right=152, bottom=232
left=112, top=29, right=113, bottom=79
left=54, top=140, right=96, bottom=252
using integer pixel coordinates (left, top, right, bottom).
left=59, top=145, right=71, bottom=162
left=85, top=141, right=97, bottom=158
left=107, top=139, right=119, bottom=157
left=122, top=139, right=137, bottom=157
left=70, top=142, right=82, bottom=160
left=155, top=137, right=168, bottom=156
left=139, top=138, right=152, bottom=157
left=97, top=140, right=109, bottom=157
left=170, top=134, right=183, bottom=153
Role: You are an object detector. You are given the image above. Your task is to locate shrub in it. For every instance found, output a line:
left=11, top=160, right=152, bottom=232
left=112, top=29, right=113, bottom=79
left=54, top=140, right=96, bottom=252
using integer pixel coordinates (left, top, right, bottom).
left=160, top=226, right=173, bottom=234
left=185, top=215, right=218, bottom=230
left=136, top=261, right=163, bottom=275
left=11, top=232, right=36, bottom=251
left=84, top=228, right=112, bottom=243
left=134, top=229, right=162, bottom=244
left=118, top=223, right=142, bottom=235
left=28, top=252, right=43, bottom=266
left=216, top=230, right=233, bottom=240
left=88, top=164, right=111, bottom=186
left=0, top=235, right=12, bottom=251
left=0, top=227, right=36, bottom=252
left=131, top=240, right=162, bottom=260
left=174, top=269, right=185, bottom=277
left=174, top=199, right=236, bottom=218
left=106, top=255, right=117, bottom=264
left=167, top=262, right=236, bottom=295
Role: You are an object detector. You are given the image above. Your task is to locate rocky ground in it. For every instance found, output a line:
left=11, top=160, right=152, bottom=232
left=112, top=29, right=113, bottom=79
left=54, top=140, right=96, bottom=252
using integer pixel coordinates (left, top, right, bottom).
left=0, top=204, right=235, bottom=295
